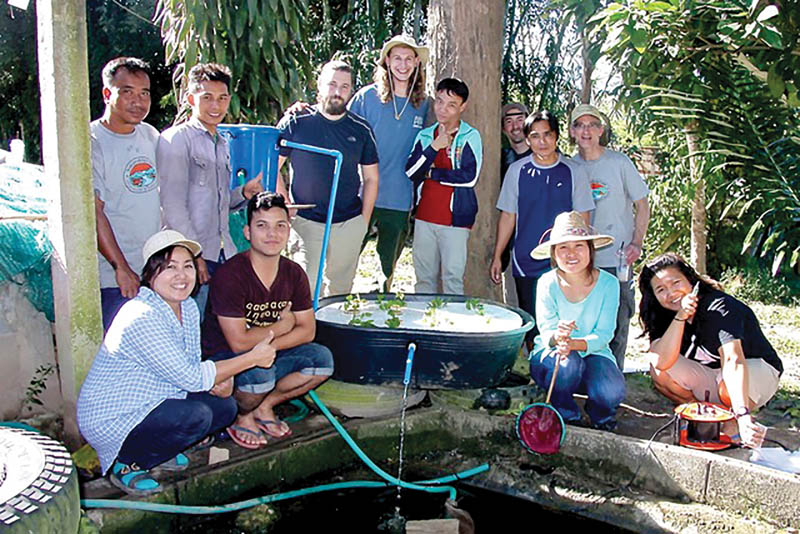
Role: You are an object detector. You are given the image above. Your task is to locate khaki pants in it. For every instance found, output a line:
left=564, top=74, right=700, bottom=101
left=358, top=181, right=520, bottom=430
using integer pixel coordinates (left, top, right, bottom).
left=290, top=214, right=367, bottom=298
left=412, top=219, right=469, bottom=295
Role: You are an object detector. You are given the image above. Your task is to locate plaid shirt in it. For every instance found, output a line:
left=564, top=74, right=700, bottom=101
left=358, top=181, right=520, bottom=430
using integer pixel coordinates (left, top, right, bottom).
left=77, top=287, right=216, bottom=474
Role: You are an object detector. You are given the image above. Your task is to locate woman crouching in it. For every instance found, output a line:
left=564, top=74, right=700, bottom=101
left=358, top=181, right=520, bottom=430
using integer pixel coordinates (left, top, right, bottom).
left=528, top=211, right=626, bottom=430
left=639, top=253, right=782, bottom=447
left=77, top=230, right=276, bottom=495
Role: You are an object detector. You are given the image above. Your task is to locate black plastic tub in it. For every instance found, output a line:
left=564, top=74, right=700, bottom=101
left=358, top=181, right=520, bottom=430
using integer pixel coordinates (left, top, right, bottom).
left=314, top=294, right=534, bottom=389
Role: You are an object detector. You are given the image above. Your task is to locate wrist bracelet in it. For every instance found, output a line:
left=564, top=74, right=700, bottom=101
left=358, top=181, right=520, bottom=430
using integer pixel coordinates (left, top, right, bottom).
left=673, top=316, right=686, bottom=322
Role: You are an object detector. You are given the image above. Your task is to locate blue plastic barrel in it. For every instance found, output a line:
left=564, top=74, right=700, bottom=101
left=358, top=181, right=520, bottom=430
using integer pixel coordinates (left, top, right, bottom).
left=217, top=124, right=280, bottom=192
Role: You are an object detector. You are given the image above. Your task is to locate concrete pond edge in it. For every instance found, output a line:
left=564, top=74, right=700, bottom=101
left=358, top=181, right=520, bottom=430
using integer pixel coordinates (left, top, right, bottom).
left=82, top=406, right=799, bottom=533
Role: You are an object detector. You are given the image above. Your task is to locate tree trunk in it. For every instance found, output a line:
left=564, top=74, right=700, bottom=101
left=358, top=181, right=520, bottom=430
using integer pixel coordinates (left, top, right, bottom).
left=580, top=26, right=594, bottom=104
left=685, top=123, right=707, bottom=274
left=427, top=0, right=505, bottom=300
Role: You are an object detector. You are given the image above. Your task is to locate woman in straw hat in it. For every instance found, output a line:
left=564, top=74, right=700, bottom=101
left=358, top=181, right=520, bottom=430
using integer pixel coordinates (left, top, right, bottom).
left=528, top=211, right=626, bottom=430
left=77, top=230, right=277, bottom=495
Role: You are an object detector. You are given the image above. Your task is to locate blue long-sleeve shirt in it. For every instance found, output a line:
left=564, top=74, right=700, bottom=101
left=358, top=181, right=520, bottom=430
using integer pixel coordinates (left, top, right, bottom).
left=533, top=269, right=620, bottom=362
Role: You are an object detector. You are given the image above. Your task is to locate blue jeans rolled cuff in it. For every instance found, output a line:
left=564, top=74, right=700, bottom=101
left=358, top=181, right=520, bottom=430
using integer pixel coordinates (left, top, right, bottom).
left=208, top=343, right=333, bottom=395
left=530, top=349, right=625, bottom=427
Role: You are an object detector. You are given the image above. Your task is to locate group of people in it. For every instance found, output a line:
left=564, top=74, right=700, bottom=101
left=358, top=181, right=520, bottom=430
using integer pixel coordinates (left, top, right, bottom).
left=76, top=33, right=782, bottom=496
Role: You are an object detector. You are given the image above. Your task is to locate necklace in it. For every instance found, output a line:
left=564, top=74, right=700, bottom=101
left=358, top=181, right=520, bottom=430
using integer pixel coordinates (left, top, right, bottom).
left=389, top=67, right=418, bottom=120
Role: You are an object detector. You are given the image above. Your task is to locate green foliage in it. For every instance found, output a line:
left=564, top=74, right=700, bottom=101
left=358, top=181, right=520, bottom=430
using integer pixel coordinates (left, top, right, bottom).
left=502, top=0, right=583, bottom=116
left=587, top=0, right=800, bottom=274
left=156, top=0, right=314, bottom=123
left=22, top=364, right=55, bottom=413
left=719, top=258, right=800, bottom=306
left=0, top=1, right=173, bottom=164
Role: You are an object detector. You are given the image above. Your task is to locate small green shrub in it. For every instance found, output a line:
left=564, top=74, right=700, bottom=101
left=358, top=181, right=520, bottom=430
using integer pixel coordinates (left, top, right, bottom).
left=720, top=260, right=800, bottom=306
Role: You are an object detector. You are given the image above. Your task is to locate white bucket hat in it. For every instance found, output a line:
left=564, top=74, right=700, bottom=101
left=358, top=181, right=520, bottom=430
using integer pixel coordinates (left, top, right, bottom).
left=377, top=35, right=429, bottom=66
left=530, top=211, right=613, bottom=260
left=142, top=230, right=202, bottom=265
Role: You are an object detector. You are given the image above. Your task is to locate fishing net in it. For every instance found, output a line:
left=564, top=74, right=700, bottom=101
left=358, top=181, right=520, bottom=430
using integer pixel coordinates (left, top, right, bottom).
left=0, top=162, right=54, bottom=320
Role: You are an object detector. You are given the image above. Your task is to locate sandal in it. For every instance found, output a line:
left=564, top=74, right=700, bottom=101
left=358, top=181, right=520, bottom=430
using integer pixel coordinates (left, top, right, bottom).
left=109, top=461, right=161, bottom=496
left=226, top=425, right=268, bottom=449
left=255, top=417, right=292, bottom=439
left=154, top=452, right=189, bottom=472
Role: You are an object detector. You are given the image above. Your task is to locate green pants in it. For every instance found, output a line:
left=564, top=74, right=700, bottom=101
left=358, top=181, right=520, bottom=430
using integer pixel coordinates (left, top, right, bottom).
left=362, top=208, right=410, bottom=293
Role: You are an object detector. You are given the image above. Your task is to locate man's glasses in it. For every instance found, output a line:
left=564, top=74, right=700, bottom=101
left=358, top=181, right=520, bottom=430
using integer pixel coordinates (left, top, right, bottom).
left=572, top=121, right=602, bottom=130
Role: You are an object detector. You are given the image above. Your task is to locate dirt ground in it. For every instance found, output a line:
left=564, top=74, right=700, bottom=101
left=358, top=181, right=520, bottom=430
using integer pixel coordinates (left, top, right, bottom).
left=352, top=240, right=800, bottom=454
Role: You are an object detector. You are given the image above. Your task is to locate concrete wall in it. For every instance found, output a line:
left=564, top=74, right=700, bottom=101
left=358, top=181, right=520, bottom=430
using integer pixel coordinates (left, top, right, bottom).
left=0, top=282, right=60, bottom=420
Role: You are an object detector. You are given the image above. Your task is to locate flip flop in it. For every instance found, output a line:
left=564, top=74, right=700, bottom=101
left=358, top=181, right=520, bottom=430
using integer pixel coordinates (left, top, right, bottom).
left=109, top=461, right=161, bottom=496
left=226, top=425, right=268, bottom=449
left=255, top=417, right=292, bottom=439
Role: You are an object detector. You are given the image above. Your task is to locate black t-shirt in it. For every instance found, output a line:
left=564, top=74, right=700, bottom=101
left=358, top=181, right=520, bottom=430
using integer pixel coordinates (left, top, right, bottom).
left=278, top=107, right=379, bottom=223
left=680, top=289, right=782, bottom=374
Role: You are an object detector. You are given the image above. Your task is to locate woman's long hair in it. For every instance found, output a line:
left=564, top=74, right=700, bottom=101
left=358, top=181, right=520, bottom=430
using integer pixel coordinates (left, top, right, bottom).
left=374, top=57, right=426, bottom=108
left=141, top=245, right=200, bottom=298
left=638, top=252, right=721, bottom=341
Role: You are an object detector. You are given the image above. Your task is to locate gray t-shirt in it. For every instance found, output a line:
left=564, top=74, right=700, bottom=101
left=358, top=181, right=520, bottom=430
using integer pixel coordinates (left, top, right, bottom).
left=570, top=149, right=649, bottom=268
left=91, top=120, right=161, bottom=288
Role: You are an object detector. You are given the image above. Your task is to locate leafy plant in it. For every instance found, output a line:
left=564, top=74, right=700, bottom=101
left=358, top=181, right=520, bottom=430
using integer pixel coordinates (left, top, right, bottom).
left=465, top=298, right=485, bottom=316
left=423, top=297, right=449, bottom=327
left=720, top=259, right=799, bottom=306
left=22, top=364, right=55, bottom=413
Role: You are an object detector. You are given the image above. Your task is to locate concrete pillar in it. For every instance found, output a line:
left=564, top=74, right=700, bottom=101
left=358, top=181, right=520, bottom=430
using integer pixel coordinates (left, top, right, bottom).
left=37, top=0, right=102, bottom=447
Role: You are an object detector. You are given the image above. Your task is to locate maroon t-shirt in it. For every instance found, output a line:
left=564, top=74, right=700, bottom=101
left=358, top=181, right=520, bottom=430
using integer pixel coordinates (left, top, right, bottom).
left=201, top=252, right=312, bottom=356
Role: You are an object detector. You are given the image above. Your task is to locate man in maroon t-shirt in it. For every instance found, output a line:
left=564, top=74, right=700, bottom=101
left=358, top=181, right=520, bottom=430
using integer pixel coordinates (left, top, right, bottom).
left=202, top=192, right=333, bottom=448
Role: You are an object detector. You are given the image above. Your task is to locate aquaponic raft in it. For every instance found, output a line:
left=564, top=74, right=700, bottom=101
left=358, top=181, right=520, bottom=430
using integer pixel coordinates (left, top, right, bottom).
left=314, top=294, right=534, bottom=389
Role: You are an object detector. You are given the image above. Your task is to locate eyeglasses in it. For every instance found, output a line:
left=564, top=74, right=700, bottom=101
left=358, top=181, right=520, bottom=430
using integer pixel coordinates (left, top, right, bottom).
left=572, top=121, right=602, bottom=130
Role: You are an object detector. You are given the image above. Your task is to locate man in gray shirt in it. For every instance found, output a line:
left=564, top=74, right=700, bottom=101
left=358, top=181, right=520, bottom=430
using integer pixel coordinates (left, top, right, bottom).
left=91, top=57, right=161, bottom=331
left=157, top=63, right=262, bottom=317
left=569, top=104, right=650, bottom=370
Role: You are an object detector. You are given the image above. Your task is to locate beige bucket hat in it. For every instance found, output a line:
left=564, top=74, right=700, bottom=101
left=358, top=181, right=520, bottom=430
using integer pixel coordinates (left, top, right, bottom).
left=142, top=229, right=202, bottom=265
left=378, top=35, right=429, bottom=66
left=530, top=211, right=613, bottom=260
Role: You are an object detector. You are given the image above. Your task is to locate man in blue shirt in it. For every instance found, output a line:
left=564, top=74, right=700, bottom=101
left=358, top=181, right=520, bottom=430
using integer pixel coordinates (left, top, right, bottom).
left=349, top=35, right=429, bottom=292
left=277, top=60, right=380, bottom=297
left=490, top=111, right=594, bottom=345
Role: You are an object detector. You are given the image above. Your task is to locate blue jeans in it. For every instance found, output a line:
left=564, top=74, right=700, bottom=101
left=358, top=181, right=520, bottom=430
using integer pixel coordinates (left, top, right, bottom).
left=208, top=343, right=334, bottom=395
left=194, top=257, right=223, bottom=325
left=100, top=287, right=131, bottom=333
left=530, top=350, right=625, bottom=427
left=117, top=392, right=237, bottom=470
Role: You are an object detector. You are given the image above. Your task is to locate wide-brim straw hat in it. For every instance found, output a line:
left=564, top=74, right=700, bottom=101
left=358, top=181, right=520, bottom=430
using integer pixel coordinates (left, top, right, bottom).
left=377, top=35, right=429, bottom=66
left=530, top=211, right=614, bottom=260
left=142, top=229, right=202, bottom=265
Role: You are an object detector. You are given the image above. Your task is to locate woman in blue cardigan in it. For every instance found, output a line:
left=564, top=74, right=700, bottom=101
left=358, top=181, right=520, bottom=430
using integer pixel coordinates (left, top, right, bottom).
left=528, top=211, right=626, bottom=430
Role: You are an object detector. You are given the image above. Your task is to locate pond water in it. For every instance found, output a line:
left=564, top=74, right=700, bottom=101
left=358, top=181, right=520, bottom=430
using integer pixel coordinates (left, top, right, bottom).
left=316, top=299, right=523, bottom=333
left=178, top=470, right=634, bottom=533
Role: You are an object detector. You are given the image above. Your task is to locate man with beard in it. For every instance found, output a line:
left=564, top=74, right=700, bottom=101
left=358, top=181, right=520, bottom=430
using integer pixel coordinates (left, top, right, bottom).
left=276, top=60, right=379, bottom=296
left=348, top=36, right=429, bottom=292
left=498, top=102, right=531, bottom=306
left=91, top=57, right=161, bottom=331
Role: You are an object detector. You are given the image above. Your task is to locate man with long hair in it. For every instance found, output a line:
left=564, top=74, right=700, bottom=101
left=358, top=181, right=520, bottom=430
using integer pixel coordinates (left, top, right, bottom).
left=349, top=35, right=430, bottom=292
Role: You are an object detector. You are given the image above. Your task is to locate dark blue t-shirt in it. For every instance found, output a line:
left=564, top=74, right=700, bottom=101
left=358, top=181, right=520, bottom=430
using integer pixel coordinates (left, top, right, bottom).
left=278, top=107, right=379, bottom=223
left=496, top=155, right=594, bottom=277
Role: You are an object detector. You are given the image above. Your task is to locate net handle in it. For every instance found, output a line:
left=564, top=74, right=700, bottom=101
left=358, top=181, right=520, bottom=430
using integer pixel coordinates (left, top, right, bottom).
left=545, top=352, right=561, bottom=404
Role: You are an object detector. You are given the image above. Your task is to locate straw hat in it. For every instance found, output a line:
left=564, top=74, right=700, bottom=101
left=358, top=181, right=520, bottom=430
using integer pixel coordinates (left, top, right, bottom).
left=530, top=211, right=613, bottom=260
left=142, top=230, right=202, bottom=265
left=377, top=35, right=429, bottom=66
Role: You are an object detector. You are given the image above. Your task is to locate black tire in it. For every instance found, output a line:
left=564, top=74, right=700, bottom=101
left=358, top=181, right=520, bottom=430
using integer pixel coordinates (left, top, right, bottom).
left=0, top=427, right=80, bottom=534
